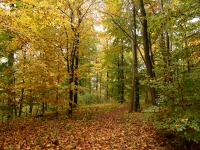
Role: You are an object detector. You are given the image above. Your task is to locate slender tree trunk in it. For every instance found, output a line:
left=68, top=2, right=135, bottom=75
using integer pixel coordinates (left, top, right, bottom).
left=121, top=41, right=125, bottom=103
left=127, top=0, right=137, bottom=112
left=89, top=69, right=92, bottom=94
left=55, top=88, right=59, bottom=118
left=74, top=33, right=80, bottom=107
left=149, top=33, right=155, bottom=66
left=117, top=54, right=121, bottom=102
left=159, top=0, right=170, bottom=68
left=68, top=77, right=74, bottom=115
left=183, top=33, right=190, bottom=72
left=29, top=89, right=36, bottom=115
left=7, top=52, right=14, bottom=120
left=96, top=72, right=98, bottom=92
left=29, top=100, right=33, bottom=115
left=106, top=72, right=109, bottom=101
left=138, top=0, right=157, bottom=105
left=74, top=57, right=78, bottom=107
left=132, top=6, right=140, bottom=111
left=19, top=48, right=26, bottom=117
left=99, top=72, right=102, bottom=101
left=56, top=59, right=60, bottom=118
left=18, top=86, right=24, bottom=117
left=42, top=102, right=45, bottom=115
left=135, top=77, right=140, bottom=110
left=68, top=32, right=76, bottom=115
left=68, top=54, right=75, bottom=115
left=13, top=74, right=17, bottom=117
left=96, top=59, right=99, bottom=101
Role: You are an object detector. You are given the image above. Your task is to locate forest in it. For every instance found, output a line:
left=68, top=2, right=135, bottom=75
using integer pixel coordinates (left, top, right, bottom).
left=0, top=0, right=199, bottom=149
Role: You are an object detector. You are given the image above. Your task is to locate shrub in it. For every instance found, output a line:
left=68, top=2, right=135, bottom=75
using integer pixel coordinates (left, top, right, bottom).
left=153, top=70, right=200, bottom=145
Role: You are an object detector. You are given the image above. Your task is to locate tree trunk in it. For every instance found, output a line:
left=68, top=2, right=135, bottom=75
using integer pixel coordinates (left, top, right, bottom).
left=99, top=72, right=102, bottom=101
left=89, top=69, right=92, bottom=95
left=55, top=88, right=58, bottom=118
left=55, top=67, right=59, bottom=118
left=133, top=6, right=140, bottom=111
left=127, top=0, right=137, bottom=112
left=117, top=54, right=121, bottom=102
left=121, top=41, right=125, bottom=103
left=18, top=86, right=24, bottom=117
left=7, top=52, right=14, bottom=120
left=159, top=0, right=170, bottom=68
left=19, top=47, right=27, bottom=117
left=138, top=0, right=157, bottom=105
left=106, top=72, right=109, bottom=101
left=68, top=57, right=75, bottom=115
left=74, top=59, right=78, bottom=107
left=29, top=100, right=33, bottom=115
left=135, top=77, right=140, bottom=111
left=74, top=32, right=80, bottom=107
left=68, top=77, right=74, bottom=115
left=42, top=102, right=45, bottom=115
left=96, top=59, right=99, bottom=101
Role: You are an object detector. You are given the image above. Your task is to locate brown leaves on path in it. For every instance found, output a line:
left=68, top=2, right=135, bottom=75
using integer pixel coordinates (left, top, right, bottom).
left=0, top=104, right=174, bottom=149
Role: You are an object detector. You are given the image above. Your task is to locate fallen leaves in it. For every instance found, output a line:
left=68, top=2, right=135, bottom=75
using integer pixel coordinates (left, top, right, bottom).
left=0, top=104, right=175, bottom=149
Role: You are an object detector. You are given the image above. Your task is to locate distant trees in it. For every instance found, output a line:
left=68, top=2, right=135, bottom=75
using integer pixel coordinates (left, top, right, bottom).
left=101, top=0, right=157, bottom=111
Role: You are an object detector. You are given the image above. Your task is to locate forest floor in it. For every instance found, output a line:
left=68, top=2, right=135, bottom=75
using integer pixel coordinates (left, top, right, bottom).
left=0, top=103, right=177, bottom=150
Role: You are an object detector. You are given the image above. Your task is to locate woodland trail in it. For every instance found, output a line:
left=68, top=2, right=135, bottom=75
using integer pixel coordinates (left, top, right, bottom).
left=0, top=104, right=175, bottom=150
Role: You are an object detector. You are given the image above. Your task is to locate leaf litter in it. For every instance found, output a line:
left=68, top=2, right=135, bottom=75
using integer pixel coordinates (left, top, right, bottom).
left=0, top=104, right=175, bottom=149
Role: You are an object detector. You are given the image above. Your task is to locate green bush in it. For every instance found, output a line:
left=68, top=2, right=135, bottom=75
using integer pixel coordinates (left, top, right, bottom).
left=153, top=69, right=200, bottom=144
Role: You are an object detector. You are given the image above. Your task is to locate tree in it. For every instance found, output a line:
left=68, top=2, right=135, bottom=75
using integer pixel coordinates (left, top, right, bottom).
left=55, top=0, right=96, bottom=114
left=138, top=0, right=156, bottom=105
left=0, top=0, right=98, bottom=117
left=126, top=0, right=139, bottom=112
left=147, top=0, right=200, bottom=145
left=101, top=0, right=142, bottom=109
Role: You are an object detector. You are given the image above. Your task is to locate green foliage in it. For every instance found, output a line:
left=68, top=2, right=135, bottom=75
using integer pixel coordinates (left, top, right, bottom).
left=78, top=91, right=102, bottom=105
left=153, top=67, right=200, bottom=143
left=145, top=0, right=200, bottom=144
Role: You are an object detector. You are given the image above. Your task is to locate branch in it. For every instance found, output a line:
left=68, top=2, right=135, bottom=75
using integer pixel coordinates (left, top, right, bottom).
left=77, top=0, right=95, bottom=27
left=101, top=11, right=145, bottom=63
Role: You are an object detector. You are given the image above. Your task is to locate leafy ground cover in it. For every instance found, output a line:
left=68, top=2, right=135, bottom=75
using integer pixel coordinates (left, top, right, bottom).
left=0, top=103, right=177, bottom=150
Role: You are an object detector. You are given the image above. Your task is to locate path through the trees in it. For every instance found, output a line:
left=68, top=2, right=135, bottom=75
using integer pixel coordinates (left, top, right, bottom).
left=0, top=104, right=175, bottom=149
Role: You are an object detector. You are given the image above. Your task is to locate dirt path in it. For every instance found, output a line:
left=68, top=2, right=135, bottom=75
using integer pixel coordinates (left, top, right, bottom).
left=0, top=105, right=174, bottom=149
left=75, top=106, right=173, bottom=150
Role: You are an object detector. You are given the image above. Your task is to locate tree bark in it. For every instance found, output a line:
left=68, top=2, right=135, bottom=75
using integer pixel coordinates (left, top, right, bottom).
left=100, top=72, right=102, bottom=101
left=127, top=0, right=137, bottom=112
left=68, top=77, right=74, bottom=115
left=19, top=47, right=26, bottom=117
left=74, top=33, right=79, bottom=107
left=121, top=41, right=125, bottom=103
left=133, top=6, right=140, bottom=111
left=117, top=54, right=121, bottom=102
left=138, top=0, right=157, bottom=105
left=18, top=86, right=24, bottom=117
left=106, top=72, right=109, bottom=101
left=7, top=52, right=14, bottom=120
